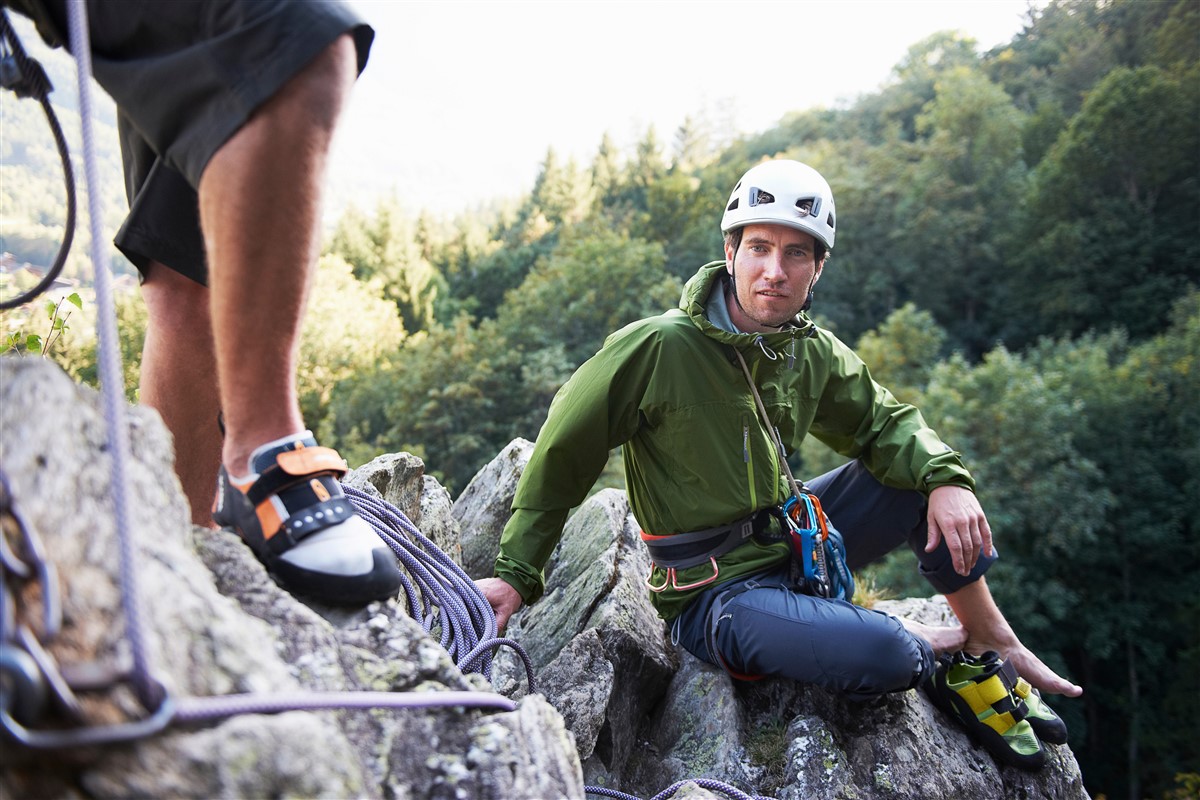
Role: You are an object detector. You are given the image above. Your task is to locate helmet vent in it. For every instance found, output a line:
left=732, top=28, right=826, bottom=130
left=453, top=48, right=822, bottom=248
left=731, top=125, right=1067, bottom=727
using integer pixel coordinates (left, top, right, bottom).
left=827, top=212, right=835, bottom=229
left=726, top=198, right=739, bottom=212
left=749, top=188, right=775, bottom=207
left=795, top=198, right=815, bottom=216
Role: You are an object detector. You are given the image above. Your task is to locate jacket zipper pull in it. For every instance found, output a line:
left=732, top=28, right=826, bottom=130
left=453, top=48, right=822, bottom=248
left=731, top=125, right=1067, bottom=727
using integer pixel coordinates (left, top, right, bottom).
left=743, top=424, right=750, bottom=463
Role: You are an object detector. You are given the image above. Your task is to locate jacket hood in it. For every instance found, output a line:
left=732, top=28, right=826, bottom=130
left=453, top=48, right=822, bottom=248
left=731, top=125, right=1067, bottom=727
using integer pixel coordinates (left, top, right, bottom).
left=680, top=261, right=817, bottom=350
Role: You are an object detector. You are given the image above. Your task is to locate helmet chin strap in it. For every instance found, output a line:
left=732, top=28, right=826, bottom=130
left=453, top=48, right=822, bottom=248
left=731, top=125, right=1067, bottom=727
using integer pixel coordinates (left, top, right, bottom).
left=727, top=262, right=752, bottom=320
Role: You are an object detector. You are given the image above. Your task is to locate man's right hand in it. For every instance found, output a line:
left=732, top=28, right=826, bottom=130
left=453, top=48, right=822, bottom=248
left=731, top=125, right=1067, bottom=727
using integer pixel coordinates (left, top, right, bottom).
left=475, top=577, right=523, bottom=633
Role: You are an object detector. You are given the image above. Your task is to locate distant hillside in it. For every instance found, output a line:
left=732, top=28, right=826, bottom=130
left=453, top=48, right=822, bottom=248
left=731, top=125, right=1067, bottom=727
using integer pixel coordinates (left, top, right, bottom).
left=0, top=14, right=128, bottom=283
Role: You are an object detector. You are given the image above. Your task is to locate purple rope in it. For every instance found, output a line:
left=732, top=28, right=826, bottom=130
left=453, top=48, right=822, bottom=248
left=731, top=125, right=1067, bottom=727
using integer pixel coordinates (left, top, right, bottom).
left=457, top=637, right=537, bottom=694
left=67, top=0, right=161, bottom=712
left=585, top=779, right=777, bottom=800
left=348, top=489, right=478, bottom=656
left=342, top=487, right=537, bottom=692
left=173, top=690, right=515, bottom=723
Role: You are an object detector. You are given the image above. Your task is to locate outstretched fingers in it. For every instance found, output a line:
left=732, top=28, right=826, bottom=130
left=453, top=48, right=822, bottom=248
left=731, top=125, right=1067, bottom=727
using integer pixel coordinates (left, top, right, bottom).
left=1005, top=644, right=1083, bottom=697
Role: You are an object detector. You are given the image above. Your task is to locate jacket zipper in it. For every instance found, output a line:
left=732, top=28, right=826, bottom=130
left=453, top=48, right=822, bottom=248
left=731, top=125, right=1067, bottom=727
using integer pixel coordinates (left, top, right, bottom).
left=743, top=417, right=757, bottom=510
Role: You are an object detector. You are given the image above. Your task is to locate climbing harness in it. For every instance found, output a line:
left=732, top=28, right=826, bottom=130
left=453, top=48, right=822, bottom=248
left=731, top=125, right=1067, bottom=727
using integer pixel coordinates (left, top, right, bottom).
left=642, top=509, right=774, bottom=593
left=0, top=8, right=76, bottom=311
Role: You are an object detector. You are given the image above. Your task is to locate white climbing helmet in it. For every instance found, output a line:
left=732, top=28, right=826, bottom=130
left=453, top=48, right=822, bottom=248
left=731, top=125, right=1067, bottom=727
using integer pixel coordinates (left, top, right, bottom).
left=720, top=160, right=836, bottom=249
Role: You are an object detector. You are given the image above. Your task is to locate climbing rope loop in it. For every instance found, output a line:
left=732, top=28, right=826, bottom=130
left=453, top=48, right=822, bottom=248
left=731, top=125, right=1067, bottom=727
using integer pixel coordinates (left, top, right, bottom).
left=0, top=9, right=76, bottom=311
left=343, top=484, right=537, bottom=692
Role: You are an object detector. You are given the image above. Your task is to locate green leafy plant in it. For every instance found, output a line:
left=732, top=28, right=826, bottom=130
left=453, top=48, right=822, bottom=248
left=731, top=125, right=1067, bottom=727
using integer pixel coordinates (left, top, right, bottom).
left=4, top=292, right=82, bottom=357
left=745, top=718, right=790, bottom=793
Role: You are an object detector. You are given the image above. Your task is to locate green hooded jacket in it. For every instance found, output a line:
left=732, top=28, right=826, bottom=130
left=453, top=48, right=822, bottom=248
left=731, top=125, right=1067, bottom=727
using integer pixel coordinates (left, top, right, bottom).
left=494, top=261, right=974, bottom=620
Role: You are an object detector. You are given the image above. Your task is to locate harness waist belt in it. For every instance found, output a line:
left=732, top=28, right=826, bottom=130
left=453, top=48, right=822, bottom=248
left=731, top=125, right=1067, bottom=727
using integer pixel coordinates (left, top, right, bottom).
left=641, top=509, right=775, bottom=570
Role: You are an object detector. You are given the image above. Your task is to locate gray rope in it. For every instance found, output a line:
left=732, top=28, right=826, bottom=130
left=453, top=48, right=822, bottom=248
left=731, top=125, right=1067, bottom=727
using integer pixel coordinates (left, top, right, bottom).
left=343, top=485, right=537, bottom=692
left=173, top=690, right=515, bottom=723
left=585, top=777, right=778, bottom=800
left=67, top=0, right=162, bottom=712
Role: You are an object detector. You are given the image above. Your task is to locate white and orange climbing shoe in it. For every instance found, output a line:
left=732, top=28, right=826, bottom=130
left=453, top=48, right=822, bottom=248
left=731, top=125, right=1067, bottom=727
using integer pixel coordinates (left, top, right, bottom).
left=213, top=432, right=403, bottom=606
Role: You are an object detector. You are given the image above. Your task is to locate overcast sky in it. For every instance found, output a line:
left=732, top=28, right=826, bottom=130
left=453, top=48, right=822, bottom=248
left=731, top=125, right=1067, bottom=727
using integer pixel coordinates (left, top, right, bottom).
left=328, top=0, right=1043, bottom=217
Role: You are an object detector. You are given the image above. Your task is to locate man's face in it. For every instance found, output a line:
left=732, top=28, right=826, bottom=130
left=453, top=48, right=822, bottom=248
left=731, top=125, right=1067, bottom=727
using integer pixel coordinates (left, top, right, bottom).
left=724, top=224, right=824, bottom=332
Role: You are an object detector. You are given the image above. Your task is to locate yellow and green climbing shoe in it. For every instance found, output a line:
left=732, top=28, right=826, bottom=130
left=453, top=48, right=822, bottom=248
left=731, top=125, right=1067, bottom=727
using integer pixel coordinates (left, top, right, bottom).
left=955, top=651, right=1067, bottom=744
left=925, top=650, right=1046, bottom=771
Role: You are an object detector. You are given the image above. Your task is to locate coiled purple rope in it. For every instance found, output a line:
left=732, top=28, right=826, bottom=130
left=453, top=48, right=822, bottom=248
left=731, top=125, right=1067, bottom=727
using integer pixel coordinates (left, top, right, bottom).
left=586, top=777, right=777, bottom=800
left=342, top=485, right=536, bottom=691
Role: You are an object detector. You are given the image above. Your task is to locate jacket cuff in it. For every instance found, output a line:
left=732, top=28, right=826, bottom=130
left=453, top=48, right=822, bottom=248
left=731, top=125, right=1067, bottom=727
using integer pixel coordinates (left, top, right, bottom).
left=920, top=454, right=976, bottom=494
left=493, top=553, right=545, bottom=605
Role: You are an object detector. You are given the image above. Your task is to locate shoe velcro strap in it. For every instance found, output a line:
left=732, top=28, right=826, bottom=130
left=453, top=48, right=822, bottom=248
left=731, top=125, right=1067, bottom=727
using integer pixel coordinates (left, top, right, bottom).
left=246, top=449, right=347, bottom=506
left=276, top=447, right=348, bottom=478
left=958, top=661, right=1031, bottom=728
left=266, top=498, right=357, bottom=555
left=959, top=675, right=1012, bottom=715
left=982, top=708, right=1021, bottom=735
left=991, top=659, right=1032, bottom=720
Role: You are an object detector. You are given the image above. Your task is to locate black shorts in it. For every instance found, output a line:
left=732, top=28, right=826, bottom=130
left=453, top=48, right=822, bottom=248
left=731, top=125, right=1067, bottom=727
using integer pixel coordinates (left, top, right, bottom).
left=11, top=0, right=373, bottom=285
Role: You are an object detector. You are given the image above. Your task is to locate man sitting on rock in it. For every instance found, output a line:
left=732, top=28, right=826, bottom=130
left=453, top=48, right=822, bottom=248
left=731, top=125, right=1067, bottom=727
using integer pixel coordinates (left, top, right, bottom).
left=478, top=159, right=1083, bottom=770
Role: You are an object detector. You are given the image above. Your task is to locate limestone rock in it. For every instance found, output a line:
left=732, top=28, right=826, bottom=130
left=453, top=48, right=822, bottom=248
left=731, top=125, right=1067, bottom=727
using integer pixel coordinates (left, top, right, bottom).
left=451, top=437, right=533, bottom=579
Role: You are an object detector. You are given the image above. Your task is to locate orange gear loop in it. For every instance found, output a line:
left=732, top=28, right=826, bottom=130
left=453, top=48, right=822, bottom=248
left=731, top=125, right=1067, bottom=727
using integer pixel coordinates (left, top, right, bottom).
left=645, top=557, right=721, bottom=593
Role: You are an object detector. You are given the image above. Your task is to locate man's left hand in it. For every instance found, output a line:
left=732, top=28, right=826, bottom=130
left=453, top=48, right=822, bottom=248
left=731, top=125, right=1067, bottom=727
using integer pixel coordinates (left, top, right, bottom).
left=926, top=485, right=993, bottom=576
